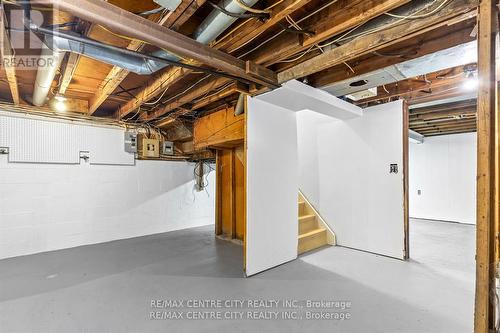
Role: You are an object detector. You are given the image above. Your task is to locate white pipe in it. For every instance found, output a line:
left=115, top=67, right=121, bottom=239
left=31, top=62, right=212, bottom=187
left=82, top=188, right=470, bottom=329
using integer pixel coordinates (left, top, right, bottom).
left=32, top=44, right=65, bottom=106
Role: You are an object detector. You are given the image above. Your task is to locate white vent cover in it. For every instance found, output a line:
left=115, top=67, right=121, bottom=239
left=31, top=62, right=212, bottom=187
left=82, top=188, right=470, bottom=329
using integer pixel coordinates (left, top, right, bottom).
left=346, top=87, right=377, bottom=101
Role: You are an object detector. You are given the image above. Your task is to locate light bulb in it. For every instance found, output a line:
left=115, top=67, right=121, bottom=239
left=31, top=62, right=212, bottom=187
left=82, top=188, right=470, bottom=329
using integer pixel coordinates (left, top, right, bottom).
left=54, top=101, right=66, bottom=112
left=462, top=77, right=478, bottom=91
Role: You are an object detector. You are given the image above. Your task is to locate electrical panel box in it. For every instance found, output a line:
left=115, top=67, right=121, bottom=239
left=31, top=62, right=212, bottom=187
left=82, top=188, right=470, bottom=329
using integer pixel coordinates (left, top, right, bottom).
left=139, top=137, right=160, bottom=158
left=162, top=141, right=174, bottom=156
left=124, top=131, right=137, bottom=153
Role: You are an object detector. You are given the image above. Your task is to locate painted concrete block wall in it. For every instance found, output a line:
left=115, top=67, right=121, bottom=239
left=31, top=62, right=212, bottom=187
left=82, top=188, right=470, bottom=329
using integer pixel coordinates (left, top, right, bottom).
left=296, top=100, right=405, bottom=259
left=409, top=133, right=476, bottom=224
left=0, top=114, right=215, bottom=259
left=0, top=157, right=215, bottom=259
left=246, top=97, right=298, bottom=276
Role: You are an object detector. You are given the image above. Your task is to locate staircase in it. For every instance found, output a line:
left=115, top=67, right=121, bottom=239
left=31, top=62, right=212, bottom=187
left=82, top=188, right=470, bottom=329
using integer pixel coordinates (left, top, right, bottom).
left=298, top=193, right=336, bottom=255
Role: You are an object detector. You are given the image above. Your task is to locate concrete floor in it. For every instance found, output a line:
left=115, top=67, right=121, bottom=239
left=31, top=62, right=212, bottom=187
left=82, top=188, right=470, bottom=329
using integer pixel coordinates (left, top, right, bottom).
left=0, top=218, right=475, bottom=332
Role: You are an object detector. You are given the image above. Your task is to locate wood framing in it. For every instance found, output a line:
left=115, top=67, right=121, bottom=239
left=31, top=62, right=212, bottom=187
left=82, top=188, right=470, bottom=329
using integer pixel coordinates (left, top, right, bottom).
left=193, top=107, right=245, bottom=150
left=215, top=145, right=245, bottom=241
left=277, top=0, right=477, bottom=83
left=140, top=77, right=232, bottom=121
left=88, top=6, right=202, bottom=115
left=309, top=20, right=477, bottom=88
left=474, top=0, right=498, bottom=331
left=33, top=0, right=278, bottom=87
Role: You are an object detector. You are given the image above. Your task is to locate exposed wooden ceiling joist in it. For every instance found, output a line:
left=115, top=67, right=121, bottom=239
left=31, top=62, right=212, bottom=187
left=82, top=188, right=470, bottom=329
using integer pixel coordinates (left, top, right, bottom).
left=308, top=19, right=477, bottom=88
left=248, top=0, right=410, bottom=67
left=354, top=64, right=476, bottom=106
left=141, top=76, right=232, bottom=122
left=214, top=0, right=315, bottom=54
left=116, top=0, right=315, bottom=120
left=128, top=0, right=414, bottom=122
left=33, top=0, right=278, bottom=87
left=277, top=0, right=477, bottom=83
left=88, top=1, right=205, bottom=115
left=409, top=99, right=477, bottom=136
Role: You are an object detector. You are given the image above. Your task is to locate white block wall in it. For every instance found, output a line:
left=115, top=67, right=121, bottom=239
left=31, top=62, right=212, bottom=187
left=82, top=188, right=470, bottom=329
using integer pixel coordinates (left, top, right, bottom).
left=0, top=113, right=215, bottom=259
left=409, top=133, right=476, bottom=224
left=0, top=157, right=215, bottom=259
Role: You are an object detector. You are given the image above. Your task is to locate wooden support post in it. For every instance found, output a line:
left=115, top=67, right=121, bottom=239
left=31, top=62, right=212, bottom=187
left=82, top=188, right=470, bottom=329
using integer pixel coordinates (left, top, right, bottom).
left=474, top=0, right=498, bottom=332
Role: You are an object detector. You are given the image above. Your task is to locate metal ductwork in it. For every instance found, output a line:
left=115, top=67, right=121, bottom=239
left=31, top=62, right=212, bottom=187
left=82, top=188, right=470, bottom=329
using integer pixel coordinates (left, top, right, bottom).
left=317, top=0, right=482, bottom=103
left=44, top=34, right=173, bottom=75
left=31, top=0, right=261, bottom=106
left=321, top=41, right=478, bottom=98
left=32, top=44, right=65, bottom=106
left=194, top=0, right=260, bottom=44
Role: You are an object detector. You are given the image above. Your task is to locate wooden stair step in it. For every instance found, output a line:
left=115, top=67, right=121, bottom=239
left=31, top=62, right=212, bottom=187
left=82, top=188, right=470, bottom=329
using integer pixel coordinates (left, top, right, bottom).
left=299, top=215, right=318, bottom=234
left=298, top=228, right=327, bottom=254
left=298, top=201, right=306, bottom=216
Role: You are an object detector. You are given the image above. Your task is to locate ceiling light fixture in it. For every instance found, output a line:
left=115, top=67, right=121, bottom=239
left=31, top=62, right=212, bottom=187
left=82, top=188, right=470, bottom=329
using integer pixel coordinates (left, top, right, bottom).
left=462, top=72, right=478, bottom=91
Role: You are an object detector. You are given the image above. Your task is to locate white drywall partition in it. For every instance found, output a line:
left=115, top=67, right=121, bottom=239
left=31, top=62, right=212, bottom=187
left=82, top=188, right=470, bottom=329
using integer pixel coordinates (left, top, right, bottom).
left=0, top=115, right=215, bottom=259
left=246, top=97, right=298, bottom=276
left=409, top=133, right=476, bottom=224
left=297, top=100, right=405, bottom=259
left=257, top=80, right=362, bottom=119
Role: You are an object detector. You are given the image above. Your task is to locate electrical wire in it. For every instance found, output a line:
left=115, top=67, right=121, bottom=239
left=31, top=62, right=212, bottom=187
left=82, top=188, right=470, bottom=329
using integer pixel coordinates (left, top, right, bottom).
left=152, top=75, right=212, bottom=112
left=233, top=0, right=270, bottom=14
left=245, top=0, right=451, bottom=65
left=277, top=45, right=315, bottom=63
left=323, top=0, right=452, bottom=48
left=236, top=0, right=341, bottom=58
left=144, top=85, right=170, bottom=105
left=214, top=0, right=327, bottom=52
left=207, top=0, right=269, bottom=19
left=384, top=0, right=451, bottom=19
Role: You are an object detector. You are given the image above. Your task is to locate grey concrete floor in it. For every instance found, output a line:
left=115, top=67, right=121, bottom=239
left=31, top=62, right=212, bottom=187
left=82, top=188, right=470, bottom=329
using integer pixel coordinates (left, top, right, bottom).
left=0, top=218, right=475, bottom=332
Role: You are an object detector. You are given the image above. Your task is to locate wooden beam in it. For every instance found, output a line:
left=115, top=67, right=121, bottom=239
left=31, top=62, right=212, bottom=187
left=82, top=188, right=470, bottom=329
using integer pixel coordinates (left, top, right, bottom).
left=58, top=52, right=80, bottom=95
left=88, top=1, right=204, bottom=115
left=140, top=77, right=232, bottom=121
left=33, top=0, right=277, bottom=87
left=277, top=0, right=478, bottom=83
left=248, top=0, right=410, bottom=67
left=301, top=0, right=411, bottom=48
left=309, top=19, right=477, bottom=88
left=474, top=0, right=497, bottom=331
left=155, top=108, right=192, bottom=128
left=355, top=65, right=473, bottom=105
left=423, top=128, right=477, bottom=136
left=410, top=99, right=477, bottom=114
left=413, top=120, right=477, bottom=130
left=117, top=0, right=404, bottom=120
left=193, top=107, right=244, bottom=150
left=214, top=0, right=315, bottom=53
left=0, top=4, right=20, bottom=105
left=190, top=82, right=247, bottom=111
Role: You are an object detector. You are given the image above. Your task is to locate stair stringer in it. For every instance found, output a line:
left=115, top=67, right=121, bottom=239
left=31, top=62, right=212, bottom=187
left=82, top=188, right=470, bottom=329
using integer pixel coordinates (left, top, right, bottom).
left=299, top=190, right=336, bottom=246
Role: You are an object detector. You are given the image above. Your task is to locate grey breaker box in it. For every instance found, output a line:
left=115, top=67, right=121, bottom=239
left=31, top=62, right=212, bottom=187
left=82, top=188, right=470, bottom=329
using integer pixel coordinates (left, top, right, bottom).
left=162, top=141, right=174, bottom=155
left=124, top=131, right=138, bottom=153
